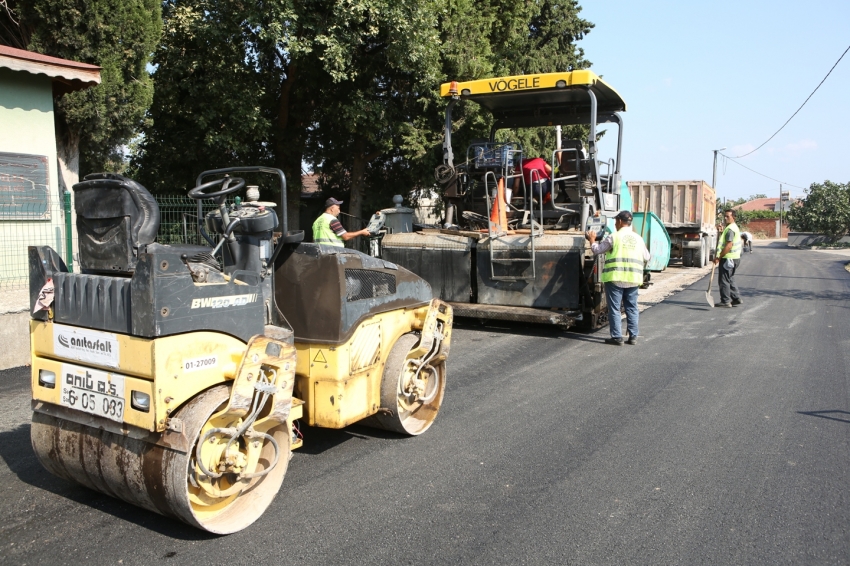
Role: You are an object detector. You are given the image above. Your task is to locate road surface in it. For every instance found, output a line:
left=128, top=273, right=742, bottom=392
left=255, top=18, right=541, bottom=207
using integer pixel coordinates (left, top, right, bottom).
left=1, top=241, right=847, bottom=565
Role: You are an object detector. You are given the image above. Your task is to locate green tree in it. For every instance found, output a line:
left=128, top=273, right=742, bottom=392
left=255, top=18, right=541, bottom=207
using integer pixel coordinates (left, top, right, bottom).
left=748, top=193, right=767, bottom=200
left=130, top=1, right=284, bottom=193
left=786, top=181, right=850, bottom=241
left=416, top=0, right=594, bottom=215
left=135, top=0, right=441, bottom=223
left=0, top=0, right=161, bottom=188
left=134, top=0, right=596, bottom=225
left=299, top=0, right=443, bottom=221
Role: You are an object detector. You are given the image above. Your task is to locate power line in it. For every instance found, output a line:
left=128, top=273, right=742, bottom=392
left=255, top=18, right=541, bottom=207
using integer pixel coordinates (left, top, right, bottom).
left=731, top=43, right=850, bottom=159
left=719, top=153, right=807, bottom=190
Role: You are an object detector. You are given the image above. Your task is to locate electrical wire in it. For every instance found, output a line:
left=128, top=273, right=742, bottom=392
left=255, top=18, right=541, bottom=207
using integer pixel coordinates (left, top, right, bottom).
left=718, top=153, right=807, bottom=190
left=731, top=44, right=850, bottom=158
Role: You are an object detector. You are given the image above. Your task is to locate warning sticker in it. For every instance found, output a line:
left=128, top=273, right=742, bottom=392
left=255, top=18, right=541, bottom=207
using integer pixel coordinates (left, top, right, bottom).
left=313, top=350, right=327, bottom=363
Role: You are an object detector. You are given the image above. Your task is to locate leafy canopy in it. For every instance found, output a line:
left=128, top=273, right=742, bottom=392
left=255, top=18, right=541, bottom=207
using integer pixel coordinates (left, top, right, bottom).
left=786, top=181, right=850, bottom=241
left=132, top=0, right=596, bottom=226
left=0, top=0, right=161, bottom=174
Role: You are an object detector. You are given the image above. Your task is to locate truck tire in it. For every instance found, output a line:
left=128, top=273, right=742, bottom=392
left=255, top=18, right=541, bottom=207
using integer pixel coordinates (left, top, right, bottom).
left=682, top=248, right=694, bottom=267
left=696, top=239, right=707, bottom=267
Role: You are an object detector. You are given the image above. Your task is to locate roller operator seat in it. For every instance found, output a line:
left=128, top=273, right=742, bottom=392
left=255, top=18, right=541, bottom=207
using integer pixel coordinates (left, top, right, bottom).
left=73, top=173, right=160, bottom=275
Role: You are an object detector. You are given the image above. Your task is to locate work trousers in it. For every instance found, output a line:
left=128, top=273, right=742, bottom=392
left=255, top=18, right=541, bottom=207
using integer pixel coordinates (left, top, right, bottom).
left=718, top=258, right=741, bottom=304
left=604, top=283, right=639, bottom=340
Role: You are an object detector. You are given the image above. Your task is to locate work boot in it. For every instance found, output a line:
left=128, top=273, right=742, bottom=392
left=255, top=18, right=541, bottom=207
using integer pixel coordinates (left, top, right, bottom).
left=626, top=335, right=638, bottom=345
left=731, top=298, right=743, bottom=306
left=716, top=302, right=732, bottom=308
left=605, top=337, right=624, bottom=346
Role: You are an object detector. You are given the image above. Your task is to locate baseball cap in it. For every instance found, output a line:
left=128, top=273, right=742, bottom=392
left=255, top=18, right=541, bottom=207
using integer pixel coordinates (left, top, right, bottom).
left=614, top=210, right=633, bottom=222
left=324, top=197, right=343, bottom=208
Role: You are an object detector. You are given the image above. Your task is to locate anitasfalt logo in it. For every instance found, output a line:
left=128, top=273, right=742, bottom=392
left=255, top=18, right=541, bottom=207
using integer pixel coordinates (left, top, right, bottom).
left=57, top=334, right=113, bottom=354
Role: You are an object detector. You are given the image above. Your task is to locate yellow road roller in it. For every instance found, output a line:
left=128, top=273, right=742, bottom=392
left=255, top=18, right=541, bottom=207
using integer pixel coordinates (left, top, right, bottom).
left=28, top=166, right=452, bottom=534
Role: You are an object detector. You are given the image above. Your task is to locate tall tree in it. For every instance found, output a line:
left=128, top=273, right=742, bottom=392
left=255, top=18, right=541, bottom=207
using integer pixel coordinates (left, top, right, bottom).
left=136, top=0, right=442, bottom=223
left=0, top=0, right=161, bottom=188
left=135, top=0, right=596, bottom=225
left=302, top=0, right=442, bottom=220
left=317, top=0, right=596, bottom=218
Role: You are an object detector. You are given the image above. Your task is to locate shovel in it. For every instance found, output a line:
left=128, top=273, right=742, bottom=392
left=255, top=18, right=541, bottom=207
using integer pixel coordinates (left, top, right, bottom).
left=705, top=262, right=716, bottom=307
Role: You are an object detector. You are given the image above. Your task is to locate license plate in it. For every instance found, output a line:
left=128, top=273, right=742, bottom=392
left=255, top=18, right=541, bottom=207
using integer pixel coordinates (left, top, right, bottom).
left=59, top=364, right=126, bottom=422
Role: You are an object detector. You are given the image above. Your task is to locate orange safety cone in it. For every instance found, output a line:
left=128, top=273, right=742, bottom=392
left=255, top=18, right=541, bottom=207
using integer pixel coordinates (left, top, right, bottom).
left=489, top=176, right=508, bottom=232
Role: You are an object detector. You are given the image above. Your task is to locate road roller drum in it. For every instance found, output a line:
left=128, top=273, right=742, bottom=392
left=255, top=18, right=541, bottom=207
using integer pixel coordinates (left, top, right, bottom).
left=27, top=167, right=453, bottom=534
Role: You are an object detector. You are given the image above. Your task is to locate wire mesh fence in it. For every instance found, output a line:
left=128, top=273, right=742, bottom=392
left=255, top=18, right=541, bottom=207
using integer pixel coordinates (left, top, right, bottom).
left=0, top=194, right=219, bottom=291
left=155, top=195, right=219, bottom=246
left=0, top=194, right=414, bottom=292
left=0, top=196, right=70, bottom=291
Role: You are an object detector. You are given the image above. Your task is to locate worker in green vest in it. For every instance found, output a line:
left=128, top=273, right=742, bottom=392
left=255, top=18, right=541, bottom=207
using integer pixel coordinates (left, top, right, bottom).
left=586, top=210, right=650, bottom=346
left=714, top=208, right=743, bottom=307
left=312, top=197, right=371, bottom=247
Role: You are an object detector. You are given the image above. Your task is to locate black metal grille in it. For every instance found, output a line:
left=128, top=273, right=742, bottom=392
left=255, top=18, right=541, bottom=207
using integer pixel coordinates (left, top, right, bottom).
left=345, top=269, right=396, bottom=302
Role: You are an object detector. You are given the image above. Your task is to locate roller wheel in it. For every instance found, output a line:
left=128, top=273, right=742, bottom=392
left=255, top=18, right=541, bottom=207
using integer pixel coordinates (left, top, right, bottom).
left=31, top=385, right=290, bottom=534
left=365, top=333, right=446, bottom=435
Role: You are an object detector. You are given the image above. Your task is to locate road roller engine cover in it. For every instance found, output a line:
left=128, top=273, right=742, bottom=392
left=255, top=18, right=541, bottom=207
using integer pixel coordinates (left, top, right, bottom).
left=28, top=167, right=453, bottom=534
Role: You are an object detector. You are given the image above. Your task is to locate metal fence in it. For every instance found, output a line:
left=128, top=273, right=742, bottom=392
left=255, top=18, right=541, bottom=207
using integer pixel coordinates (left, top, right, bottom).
left=0, top=196, right=72, bottom=291
left=0, top=194, right=218, bottom=291
left=155, top=195, right=219, bottom=246
left=0, top=194, right=413, bottom=291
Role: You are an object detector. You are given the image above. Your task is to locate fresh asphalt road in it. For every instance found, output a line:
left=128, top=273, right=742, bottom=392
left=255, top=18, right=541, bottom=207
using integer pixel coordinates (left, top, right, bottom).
left=1, top=242, right=848, bottom=565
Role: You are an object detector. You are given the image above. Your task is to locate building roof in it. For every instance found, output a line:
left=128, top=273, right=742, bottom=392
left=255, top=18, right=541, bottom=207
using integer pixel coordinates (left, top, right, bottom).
left=0, top=45, right=101, bottom=93
left=735, top=197, right=780, bottom=211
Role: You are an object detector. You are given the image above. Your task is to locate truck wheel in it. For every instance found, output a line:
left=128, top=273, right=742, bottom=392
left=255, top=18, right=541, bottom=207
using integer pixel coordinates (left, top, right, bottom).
left=365, top=333, right=446, bottom=436
left=31, top=385, right=290, bottom=534
left=696, top=240, right=707, bottom=267
left=682, top=249, right=694, bottom=267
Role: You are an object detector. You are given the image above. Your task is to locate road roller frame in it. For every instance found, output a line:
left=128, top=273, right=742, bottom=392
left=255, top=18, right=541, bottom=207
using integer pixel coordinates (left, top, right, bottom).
left=28, top=167, right=452, bottom=534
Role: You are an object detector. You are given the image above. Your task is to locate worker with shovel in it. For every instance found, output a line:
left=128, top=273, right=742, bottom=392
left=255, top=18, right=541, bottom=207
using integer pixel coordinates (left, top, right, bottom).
left=714, top=209, right=743, bottom=307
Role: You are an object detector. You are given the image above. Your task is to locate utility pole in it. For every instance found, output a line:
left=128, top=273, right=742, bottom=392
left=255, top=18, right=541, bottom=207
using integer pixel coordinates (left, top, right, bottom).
left=712, top=147, right=726, bottom=191
left=779, top=185, right=790, bottom=238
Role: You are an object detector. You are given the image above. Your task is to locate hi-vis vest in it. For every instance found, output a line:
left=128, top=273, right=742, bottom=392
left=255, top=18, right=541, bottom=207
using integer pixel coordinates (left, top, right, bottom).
left=312, top=213, right=344, bottom=247
left=601, top=228, right=645, bottom=285
left=716, top=222, right=742, bottom=259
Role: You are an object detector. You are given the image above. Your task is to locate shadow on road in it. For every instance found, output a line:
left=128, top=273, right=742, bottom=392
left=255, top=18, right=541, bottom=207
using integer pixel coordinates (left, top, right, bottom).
left=0, top=423, right=216, bottom=541
left=294, top=422, right=411, bottom=456
left=454, top=318, right=622, bottom=344
left=662, top=285, right=849, bottom=310
left=797, top=410, right=850, bottom=424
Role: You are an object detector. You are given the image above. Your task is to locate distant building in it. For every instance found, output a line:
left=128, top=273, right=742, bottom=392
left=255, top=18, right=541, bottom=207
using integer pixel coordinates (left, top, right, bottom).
left=733, top=197, right=797, bottom=239
left=733, top=197, right=797, bottom=212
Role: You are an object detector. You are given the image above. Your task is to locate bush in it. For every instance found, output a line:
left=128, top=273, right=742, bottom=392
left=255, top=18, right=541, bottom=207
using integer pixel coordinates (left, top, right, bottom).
left=786, top=181, right=850, bottom=241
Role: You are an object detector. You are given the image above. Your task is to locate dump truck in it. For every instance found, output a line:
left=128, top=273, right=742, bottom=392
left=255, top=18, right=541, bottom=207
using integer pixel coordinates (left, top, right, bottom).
left=626, top=180, right=717, bottom=267
left=28, top=166, right=452, bottom=534
left=380, top=71, right=627, bottom=329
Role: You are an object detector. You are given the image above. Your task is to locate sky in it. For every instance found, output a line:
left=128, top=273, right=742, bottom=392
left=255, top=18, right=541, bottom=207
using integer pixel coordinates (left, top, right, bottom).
left=577, top=0, right=850, bottom=202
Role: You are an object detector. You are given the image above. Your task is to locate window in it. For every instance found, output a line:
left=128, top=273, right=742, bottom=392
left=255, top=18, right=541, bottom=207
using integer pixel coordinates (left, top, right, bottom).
left=0, top=152, right=50, bottom=219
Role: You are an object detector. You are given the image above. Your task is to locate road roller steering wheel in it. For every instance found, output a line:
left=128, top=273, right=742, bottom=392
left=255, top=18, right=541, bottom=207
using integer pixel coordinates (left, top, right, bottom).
left=188, top=176, right=246, bottom=200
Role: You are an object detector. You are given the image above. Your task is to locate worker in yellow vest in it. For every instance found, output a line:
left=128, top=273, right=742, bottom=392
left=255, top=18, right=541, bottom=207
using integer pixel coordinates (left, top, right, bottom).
left=586, top=210, right=650, bottom=345
left=714, top=208, right=743, bottom=307
left=312, top=197, right=371, bottom=247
